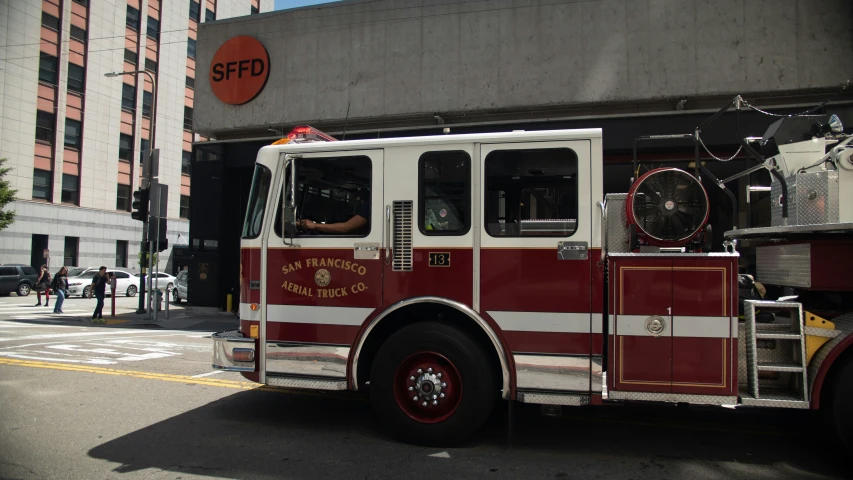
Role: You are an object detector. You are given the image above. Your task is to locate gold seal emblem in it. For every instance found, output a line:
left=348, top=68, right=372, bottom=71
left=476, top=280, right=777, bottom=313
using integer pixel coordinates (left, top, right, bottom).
left=314, top=269, right=331, bottom=287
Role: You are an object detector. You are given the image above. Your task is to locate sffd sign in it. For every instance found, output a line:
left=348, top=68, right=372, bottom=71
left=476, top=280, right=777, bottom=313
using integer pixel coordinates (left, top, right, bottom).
left=209, top=36, right=270, bottom=105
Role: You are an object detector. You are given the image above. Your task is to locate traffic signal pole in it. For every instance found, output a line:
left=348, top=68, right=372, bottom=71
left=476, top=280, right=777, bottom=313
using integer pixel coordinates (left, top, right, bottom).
left=106, top=69, right=157, bottom=315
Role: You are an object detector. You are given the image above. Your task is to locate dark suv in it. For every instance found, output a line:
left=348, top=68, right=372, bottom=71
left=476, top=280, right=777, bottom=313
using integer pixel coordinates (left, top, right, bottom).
left=0, top=264, right=40, bottom=296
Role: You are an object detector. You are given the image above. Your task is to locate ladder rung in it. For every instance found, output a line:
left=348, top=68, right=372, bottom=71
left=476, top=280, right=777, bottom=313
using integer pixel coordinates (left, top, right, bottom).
left=757, top=362, right=804, bottom=373
left=755, top=333, right=801, bottom=340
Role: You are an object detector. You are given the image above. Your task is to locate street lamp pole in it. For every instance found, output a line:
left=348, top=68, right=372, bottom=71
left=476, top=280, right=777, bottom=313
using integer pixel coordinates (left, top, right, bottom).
left=105, top=70, right=157, bottom=315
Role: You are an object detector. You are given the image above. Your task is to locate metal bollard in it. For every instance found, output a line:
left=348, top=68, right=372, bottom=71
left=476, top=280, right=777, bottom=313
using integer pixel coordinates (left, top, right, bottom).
left=165, top=288, right=169, bottom=319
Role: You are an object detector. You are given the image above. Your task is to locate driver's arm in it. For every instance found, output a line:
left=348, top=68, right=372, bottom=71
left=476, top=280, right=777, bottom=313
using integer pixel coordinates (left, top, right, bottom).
left=302, top=215, right=367, bottom=234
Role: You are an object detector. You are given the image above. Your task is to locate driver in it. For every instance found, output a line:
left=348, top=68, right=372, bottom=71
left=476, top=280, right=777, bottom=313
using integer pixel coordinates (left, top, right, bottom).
left=300, top=200, right=369, bottom=235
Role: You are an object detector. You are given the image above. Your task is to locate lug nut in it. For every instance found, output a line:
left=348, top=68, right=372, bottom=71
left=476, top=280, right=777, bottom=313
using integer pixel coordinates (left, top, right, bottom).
left=427, top=367, right=433, bottom=373
left=422, top=401, right=428, bottom=407
left=437, top=372, right=442, bottom=379
left=441, top=382, right=447, bottom=388
left=432, top=400, right=439, bottom=405
left=432, top=394, right=438, bottom=400
left=417, top=369, right=423, bottom=374
left=413, top=396, right=418, bottom=401
left=408, top=386, right=414, bottom=391
left=439, top=393, right=445, bottom=398
left=409, top=376, right=415, bottom=381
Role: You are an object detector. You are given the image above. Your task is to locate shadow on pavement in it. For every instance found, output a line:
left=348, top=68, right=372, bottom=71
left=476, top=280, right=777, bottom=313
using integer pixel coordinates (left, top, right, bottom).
left=2, top=310, right=239, bottom=332
left=88, top=390, right=848, bottom=479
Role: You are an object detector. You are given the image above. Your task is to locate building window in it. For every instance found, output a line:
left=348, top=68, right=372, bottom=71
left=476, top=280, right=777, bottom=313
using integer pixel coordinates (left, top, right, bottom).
left=116, top=240, right=128, bottom=268
left=146, top=16, right=159, bottom=40
left=38, top=53, right=58, bottom=84
left=183, top=107, right=193, bottom=131
left=185, top=76, right=194, bottom=89
left=63, top=237, right=79, bottom=267
left=205, top=9, right=215, bottom=22
left=121, top=83, right=135, bottom=111
left=187, top=38, right=196, bottom=59
left=61, top=174, right=79, bottom=204
left=140, top=139, right=149, bottom=164
left=35, top=110, right=55, bottom=144
left=144, top=58, right=157, bottom=73
left=142, top=91, right=152, bottom=117
left=41, top=12, right=60, bottom=30
left=73, top=0, right=88, bottom=5
left=251, top=5, right=259, bottom=15
left=116, top=184, right=131, bottom=211
left=32, top=169, right=52, bottom=200
left=67, top=63, right=85, bottom=94
left=182, top=151, right=192, bottom=175
left=484, top=148, right=579, bottom=238
left=70, top=25, right=87, bottom=42
left=180, top=195, right=190, bottom=219
left=189, top=1, right=200, bottom=22
left=126, top=5, right=140, bottom=30
left=124, top=48, right=137, bottom=65
left=119, top=134, right=133, bottom=161
left=64, top=118, right=82, bottom=149
left=418, top=151, right=470, bottom=235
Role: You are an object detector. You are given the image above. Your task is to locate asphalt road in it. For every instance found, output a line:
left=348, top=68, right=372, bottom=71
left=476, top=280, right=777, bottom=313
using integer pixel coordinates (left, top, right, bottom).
left=0, top=295, right=849, bottom=480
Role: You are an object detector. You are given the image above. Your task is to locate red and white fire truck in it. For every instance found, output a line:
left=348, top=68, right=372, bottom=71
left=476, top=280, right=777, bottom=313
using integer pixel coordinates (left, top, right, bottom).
left=212, top=102, right=853, bottom=447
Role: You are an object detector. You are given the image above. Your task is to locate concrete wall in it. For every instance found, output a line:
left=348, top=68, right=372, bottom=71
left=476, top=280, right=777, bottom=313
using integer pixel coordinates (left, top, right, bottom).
left=195, top=0, right=853, bottom=134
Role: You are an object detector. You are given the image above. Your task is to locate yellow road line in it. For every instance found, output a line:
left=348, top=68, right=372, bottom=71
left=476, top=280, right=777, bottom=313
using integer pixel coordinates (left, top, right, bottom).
left=0, top=358, right=260, bottom=390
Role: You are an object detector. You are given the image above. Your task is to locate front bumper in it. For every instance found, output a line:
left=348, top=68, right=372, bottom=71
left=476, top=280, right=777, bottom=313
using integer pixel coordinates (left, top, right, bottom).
left=212, top=330, right=256, bottom=372
left=67, top=285, right=84, bottom=295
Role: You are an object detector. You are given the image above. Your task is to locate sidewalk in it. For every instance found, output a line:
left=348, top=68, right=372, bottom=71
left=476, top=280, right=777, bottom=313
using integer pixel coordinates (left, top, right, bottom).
left=102, top=306, right=240, bottom=331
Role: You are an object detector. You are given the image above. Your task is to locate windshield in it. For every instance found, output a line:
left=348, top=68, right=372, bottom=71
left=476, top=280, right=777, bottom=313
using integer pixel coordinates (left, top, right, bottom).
left=67, top=267, right=86, bottom=277
left=242, top=164, right=272, bottom=239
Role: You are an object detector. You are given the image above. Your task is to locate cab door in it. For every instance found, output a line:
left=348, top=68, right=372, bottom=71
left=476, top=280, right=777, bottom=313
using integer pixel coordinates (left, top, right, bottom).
left=479, top=141, right=595, bottom=393
left=382, top=145, right=475, bottom=306
left=263, top=149, right=384, bottom=378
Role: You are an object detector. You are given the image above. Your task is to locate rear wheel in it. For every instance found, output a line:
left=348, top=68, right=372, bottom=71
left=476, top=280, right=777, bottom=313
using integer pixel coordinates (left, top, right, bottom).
left=370, top=321, right=496, bottom=446
left=831, top=357, right=853, bottom=449
left=16, top=283, right=31, bottom=296
left=172, top=288, right=180, bottom=303
left=126, top=285, right=137, bottom=297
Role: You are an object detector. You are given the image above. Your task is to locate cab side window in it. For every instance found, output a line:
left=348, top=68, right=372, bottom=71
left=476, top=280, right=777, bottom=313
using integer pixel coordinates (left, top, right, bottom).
left=419, top=151, right=470, bottom=235
left=275, top=155, right=372, bottom=238
left=484, top=148, right=579, bottom=237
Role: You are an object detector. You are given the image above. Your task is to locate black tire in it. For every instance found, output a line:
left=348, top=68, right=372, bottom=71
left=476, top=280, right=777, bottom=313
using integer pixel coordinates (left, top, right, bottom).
left=831, top=356, right=853, bottom=449
left=16, top=283, right=31, bottom=296
left=126, top=284, right=137, bottom=297
left=370, top=321, right=497, bottom=446
left=172, top=288, right=181, bottom=303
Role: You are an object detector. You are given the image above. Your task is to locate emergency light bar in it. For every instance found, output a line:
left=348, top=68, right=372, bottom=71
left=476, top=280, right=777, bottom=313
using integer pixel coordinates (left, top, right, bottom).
left=271, top=125, right=337, bottom=145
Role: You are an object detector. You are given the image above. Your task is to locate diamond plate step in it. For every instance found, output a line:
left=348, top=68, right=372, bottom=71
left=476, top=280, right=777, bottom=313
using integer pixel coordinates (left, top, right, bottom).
left=757, top=362, right=805, bottom=372
left=739, top=389, right=809, bottom=409
left=755, top=332, right=801, bottom=340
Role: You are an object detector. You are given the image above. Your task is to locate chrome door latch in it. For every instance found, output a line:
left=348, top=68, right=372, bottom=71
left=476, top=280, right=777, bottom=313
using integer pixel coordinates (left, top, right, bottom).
left=354, top=242, right=380, bottom=260
left=557, top=241, right=588, bottom=260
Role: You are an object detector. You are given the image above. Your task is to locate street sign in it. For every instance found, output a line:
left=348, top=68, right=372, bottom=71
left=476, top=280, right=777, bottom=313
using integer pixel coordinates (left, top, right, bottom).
left=43, top=249, right=49, bottom=259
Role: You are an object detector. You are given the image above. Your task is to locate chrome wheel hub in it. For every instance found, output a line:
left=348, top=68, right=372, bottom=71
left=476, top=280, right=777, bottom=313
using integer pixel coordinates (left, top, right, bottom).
left=408, top=367, right=448, bottom=407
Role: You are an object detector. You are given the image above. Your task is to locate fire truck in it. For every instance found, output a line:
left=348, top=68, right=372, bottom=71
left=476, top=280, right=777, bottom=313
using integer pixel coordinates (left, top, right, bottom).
left=212, top=101, right=853, bottom=447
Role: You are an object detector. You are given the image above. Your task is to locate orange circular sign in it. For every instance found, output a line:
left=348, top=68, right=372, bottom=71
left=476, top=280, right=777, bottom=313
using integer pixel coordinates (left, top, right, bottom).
left=209, top=36, right=270, bottom=105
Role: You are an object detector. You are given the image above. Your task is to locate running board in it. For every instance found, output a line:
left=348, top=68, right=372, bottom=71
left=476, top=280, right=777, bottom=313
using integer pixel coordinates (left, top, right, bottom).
left=266, top=374, right=347, bottom=391
left=516, top=390, right=590, bottom=406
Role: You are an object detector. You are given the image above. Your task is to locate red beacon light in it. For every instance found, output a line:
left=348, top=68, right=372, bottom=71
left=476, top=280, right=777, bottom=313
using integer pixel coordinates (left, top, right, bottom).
left=286, top=125, right=338, bottom=143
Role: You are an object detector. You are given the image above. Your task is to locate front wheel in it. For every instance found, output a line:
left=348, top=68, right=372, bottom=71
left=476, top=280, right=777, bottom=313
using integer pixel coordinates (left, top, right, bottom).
left=370, top=321, right=497, bottom=446
left=82, top=286, right=90, bottom=298
left=126, top=285, right=138, bottom=297
left=172, top=288, right=180, bottom=303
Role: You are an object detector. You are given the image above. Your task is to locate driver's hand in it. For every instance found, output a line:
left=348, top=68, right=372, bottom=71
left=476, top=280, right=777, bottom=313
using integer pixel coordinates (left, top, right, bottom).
left=301, top=219, right=318, bottom=230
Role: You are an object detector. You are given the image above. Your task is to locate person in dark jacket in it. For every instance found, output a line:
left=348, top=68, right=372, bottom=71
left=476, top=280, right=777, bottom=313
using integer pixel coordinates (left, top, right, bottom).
left=89, top=266, right=108, bottom=323
left=35, top=264, right=51, bottom=307
left=51, top=266, right=68, bottom=314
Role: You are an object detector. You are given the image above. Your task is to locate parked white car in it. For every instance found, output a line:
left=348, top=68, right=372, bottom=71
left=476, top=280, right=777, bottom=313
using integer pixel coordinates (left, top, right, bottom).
left=149, top=272, right=176, bottom=291
left=67, top=270, right=140, bottom=297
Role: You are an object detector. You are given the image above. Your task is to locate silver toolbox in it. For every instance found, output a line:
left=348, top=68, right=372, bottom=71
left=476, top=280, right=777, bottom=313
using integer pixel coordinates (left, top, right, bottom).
left=771, top=171, right=839, bottom=226
left=605, top=193, right=630, bottom=253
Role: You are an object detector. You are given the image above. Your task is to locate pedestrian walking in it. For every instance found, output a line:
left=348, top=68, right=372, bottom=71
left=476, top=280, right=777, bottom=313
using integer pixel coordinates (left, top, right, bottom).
left=34, top=264, right=51, bottom=307
left=90, top=266, right=108, bottom=323
left=51, top=266, right=68, bottom=314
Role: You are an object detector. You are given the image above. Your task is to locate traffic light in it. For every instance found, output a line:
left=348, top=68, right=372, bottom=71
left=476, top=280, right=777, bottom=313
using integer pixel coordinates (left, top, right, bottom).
left=131, top=189, right=150, bottom=222
left=156, top=218, right=168, bottom=252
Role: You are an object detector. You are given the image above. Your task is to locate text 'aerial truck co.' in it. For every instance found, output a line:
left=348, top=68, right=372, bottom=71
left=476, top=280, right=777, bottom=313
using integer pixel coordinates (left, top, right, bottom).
left=211, top=99, right=853, bottom=447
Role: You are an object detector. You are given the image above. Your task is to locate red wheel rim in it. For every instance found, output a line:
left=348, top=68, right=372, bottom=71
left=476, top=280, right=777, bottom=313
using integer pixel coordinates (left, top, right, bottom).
left=393, top=351, right=462, bottom=424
